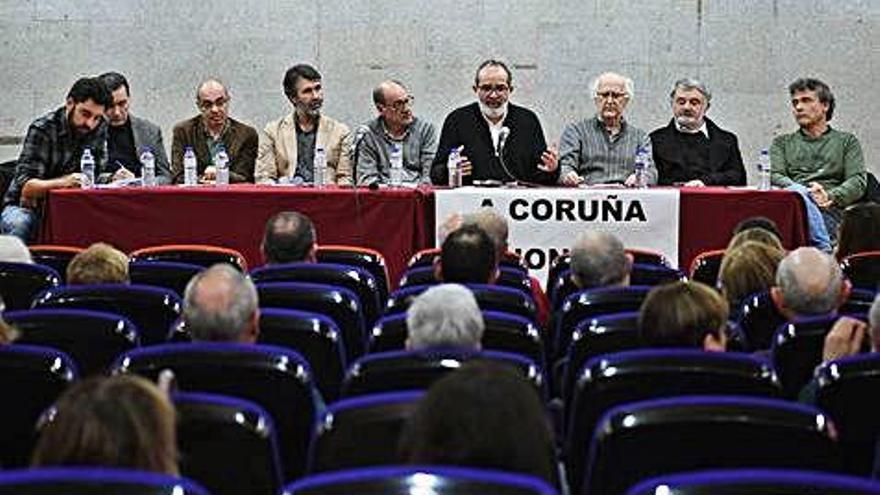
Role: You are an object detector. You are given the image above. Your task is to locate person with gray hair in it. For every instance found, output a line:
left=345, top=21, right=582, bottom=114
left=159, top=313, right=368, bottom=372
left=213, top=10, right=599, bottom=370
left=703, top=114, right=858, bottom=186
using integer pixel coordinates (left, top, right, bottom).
left=558, top=71, right=657, bottom=187
left=355, top=79, right=437, bottom=186
left=771, top=247, right=850, bottom=319
left=183, top=263, right=260, bottom=343
left=569, top=230, right=632, bottom=289
left=0, top=235, right=32, bottom=263
left=650, top=78, right=746, bottom=187
left=405, top=284, right=484, bottom=350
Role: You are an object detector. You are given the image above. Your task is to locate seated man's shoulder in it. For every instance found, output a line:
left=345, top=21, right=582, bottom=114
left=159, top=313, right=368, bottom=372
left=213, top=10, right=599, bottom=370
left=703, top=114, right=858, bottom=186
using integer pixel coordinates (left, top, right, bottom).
left=129, top=115, right=161, bottom=133
left=172, top=115, right=200, bottom=134
left=706, top=118, right=738, bottom=141
left=229, top=117, right=259, bottom=137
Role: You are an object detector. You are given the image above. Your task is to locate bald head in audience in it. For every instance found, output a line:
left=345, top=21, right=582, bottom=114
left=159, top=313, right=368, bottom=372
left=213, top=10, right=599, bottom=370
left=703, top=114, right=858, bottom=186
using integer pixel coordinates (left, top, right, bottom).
left=261, top=210, right=317, bottom=265
left=569, top=231, right=632, bottom=289
left=406, top=284, right=484, bottom=350
left=183, top=263, right=259, bottom=343
left=771, top=247, right=850, bottom=319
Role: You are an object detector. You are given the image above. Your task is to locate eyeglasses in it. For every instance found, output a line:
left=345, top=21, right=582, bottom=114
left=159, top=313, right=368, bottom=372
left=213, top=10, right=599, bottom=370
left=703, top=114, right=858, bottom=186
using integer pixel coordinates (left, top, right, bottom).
left=596, top=91, right=628, bottom=100
left=198, top=97, right=229, bottom=111
left=477, top=84, right=511, bottom=94
left=386, top=96, right=414, bottom=111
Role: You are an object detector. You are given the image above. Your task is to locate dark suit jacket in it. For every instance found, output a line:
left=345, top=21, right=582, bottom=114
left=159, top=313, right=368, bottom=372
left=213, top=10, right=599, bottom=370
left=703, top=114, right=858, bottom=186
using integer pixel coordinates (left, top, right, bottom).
left=170, top=115, right=258, bottom=183
left=430, top=102, right=558, bottom=185
left=130, top=115, right=172, bottom=184
left=650, top=118, right=746, bottom=186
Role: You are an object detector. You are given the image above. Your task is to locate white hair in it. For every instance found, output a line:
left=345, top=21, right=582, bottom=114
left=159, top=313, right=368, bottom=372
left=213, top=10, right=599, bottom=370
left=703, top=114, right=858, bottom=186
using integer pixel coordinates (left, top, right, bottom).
left=870, top=294, right=880, bottom=348
left=590, top=72, right=634, bottom=99
left=406, top=284, right=484, bottom=350
left=0, top=235, right=32, bottom=264
left=183, top=263, right=258, bottom=342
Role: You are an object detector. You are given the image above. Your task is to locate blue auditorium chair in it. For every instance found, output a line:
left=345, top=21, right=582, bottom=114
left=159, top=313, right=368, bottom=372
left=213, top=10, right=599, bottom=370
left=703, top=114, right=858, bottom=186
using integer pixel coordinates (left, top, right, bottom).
left=128, top=260, right=203, bottom=297
left=625, top=468, right=880, bottom=495
left=0, top=262, right=60, bottom=311
left=0, top=467, right=209, bottom=494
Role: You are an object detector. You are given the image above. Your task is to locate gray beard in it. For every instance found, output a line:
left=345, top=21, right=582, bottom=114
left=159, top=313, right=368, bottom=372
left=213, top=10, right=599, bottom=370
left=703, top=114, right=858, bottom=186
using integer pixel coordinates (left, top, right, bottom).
left=479, top=101, right=508, bottom=121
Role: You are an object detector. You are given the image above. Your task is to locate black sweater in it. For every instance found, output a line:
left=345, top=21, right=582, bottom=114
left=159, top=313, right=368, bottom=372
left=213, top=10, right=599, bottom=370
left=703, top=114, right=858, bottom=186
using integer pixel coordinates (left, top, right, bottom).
left=650, top=118, right=746, bottom=186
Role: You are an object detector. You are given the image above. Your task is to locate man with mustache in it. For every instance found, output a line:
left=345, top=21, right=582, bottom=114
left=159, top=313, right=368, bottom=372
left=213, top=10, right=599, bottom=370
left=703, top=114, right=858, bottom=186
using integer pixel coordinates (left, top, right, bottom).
left=1, top=77, right=111, bottom=241
left=650, top=78, right=746, bottom=186
left=558, top=72, right=657, bottom=187
left=770, top=78, right=865, bottom=250
left=170, top=79, right=258, bottom=183
left=430, top=59, right=559, bottom=186
left=256, top=64, right=352, bottom=185
left=355, top=80, right=437, bottom=186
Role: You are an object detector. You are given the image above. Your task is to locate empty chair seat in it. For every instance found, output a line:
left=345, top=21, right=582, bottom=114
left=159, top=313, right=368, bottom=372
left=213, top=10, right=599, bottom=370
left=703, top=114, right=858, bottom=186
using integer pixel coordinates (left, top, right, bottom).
left=130, top=244, right=247, bottom=272
left=129, top=260, right=203, bottom=297
left=0, top=345, right=77, bottom=468
left=771, top=313, right=851, bottom=398
left=316, top=245, right=390, bottom=302
left=0, top=467, right=210, bottom=494
left=625, top=248, right=671, bottom=267
left=175, top=392, right=283, bottom=495
left=628, top=263, right=685, bottom=286
left=31, top=284, right=182, bottom=345
left=5, top=308, right=139, bottom=376
left=625, top=468, right=880, bottom=495
left=735, top=290, right=786, bottom=351
left=308, top=391, right=423, bottom=473
left=113, top=343, right=320, bottom=482
left=0, top=262, right=60, bottom=311
left=28, top=245, right=85, bottom=283
left=689, top=248, right=725, bottom=288
left=840, top=250, right=880, bottom=291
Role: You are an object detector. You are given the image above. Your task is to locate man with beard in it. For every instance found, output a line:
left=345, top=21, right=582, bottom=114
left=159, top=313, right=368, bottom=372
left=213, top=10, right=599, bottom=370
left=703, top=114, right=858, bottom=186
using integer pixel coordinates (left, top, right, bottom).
left=430, top=59, right=558, bottom=186
left=256, top=64, right=352, bottom=185
left=558, top=72, right=657, bottom=187
left=650, top=78, right=746, bottom=186
left=1, top=77, right=111, bottom=241
left=355, top=79, right=437, bottom=186
left=97, top=72, right=171, bottom=184
left=170, top=79, right=258, bottom=183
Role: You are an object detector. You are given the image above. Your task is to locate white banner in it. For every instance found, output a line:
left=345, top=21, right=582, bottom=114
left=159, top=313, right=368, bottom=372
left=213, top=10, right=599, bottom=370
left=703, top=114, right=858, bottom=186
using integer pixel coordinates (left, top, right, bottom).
left=435, top=187, right=681, bottom=285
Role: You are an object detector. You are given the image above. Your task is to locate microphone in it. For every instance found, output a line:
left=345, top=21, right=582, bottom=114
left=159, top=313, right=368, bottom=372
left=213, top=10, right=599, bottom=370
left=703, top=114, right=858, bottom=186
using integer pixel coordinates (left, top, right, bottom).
left=496, top=126, right=510, bottom=157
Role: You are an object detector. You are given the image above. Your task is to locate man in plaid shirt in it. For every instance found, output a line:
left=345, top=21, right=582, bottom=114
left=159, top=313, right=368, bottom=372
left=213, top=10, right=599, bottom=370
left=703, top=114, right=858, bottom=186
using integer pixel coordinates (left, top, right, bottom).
left=1, top=77, right=111, bottom=241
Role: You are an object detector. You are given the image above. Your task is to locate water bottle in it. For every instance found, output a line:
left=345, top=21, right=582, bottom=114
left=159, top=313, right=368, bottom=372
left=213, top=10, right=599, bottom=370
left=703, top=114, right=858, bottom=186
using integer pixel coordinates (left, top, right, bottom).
left=214, top=146, right=230, bottom=186
left=632, top=146, right=648, bottom=189
left=314, top=147, right=327, bottom=187
left=447, top=146, right=463, bottom=188
left=183, top=146, right=198, bottom=186
left=140, top=147, right=156, bottom=187
left=757, top=149, right=771, bottom=191
left=80, top=147, right=95, bottom=189
left=389, top=143, right=404, bottom=187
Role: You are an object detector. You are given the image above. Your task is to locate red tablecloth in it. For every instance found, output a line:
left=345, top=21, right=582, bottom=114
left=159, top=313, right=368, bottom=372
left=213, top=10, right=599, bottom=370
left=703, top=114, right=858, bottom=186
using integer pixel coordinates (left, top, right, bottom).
left=42, top=185, right=807, bottom=285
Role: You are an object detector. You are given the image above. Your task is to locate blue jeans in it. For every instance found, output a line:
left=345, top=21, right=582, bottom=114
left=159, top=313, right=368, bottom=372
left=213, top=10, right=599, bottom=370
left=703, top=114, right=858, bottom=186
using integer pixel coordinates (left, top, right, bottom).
left=0, top=205, right=38, bottom=242
left=786, top=183, right=832, bottom=253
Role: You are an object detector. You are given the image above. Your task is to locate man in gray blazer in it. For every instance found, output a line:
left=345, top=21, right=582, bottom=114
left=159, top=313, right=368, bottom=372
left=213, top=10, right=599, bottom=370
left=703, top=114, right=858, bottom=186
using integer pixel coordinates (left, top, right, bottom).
left=98, top=72, right=171, bottom=184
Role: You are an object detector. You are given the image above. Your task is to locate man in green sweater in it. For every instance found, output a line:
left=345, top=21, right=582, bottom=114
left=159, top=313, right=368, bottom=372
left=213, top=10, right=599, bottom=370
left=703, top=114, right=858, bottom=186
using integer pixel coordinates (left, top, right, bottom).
left=770, top=78, right=866, bottom=251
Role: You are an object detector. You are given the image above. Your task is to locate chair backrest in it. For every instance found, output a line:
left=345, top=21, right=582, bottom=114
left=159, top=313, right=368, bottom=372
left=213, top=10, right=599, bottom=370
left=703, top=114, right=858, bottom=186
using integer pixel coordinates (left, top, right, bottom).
left=553, top=286, right=652, bottom=359
left=771, top=313, right=848, bottom=398
left=341, top=348, right=544, bottom=399
left=546, top=253, right=571, bottom=299
left=583, top=396, right=840, bottom=495
left=316, top=245, right=389, bottom=303
left=0, top=262, right=60, bottom=310
left=251, top=262, right=382, bottom=329
left=816, top=353, right=880, bottom=476
left=283, top=465, right=560, bottom=495
left=735, top=290, right=786, bottom=351
left=129, top=244, right=248, bottom=272
left=28, top=245, right=85, bottom=283
left=840, top=250, right=880, bottom=291
left=840, top=287, right=876, bottom=315
left=625, top=468, right=880, bottom=495
left=385, top=284, right=538, bottom=323
left=0, top=467, right=210, bottom=494
left=689, top=248, right=725, bottom=287
left=628, top=263, right=685, bottom=286
left=308, top=391, right=423, bottom=473
left=113, top=343, right=319, bottom=482
left=400, top=266, right=533, bottom=296
left=567, top=350, right=783, bottom=495
left=128, top=260, right=203, bottom=297
left=31, top=284, right=182, bottom=345
left=408, top=247, right=527, bottom=273
left=256, top=281, right=366, bottom=362
left=5, top=308, right=139, bottom=376
left=174, top=392, right=283, bottom=495
left=625, top=248, right=671, bottom=267
left=0, top=345, right=78, bottom=468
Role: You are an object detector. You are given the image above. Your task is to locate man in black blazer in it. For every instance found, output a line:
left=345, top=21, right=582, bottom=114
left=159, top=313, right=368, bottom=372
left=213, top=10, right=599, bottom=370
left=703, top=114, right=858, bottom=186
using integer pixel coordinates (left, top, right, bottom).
left=650, top=78, right=746, bottom=186
left=430, top=60, right=558, bottom=186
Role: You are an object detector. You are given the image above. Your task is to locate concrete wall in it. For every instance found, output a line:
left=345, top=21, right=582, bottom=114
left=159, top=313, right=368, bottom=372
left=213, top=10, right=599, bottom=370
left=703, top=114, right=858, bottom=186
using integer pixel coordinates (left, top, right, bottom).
left=1, top=0, right=877, bottom=179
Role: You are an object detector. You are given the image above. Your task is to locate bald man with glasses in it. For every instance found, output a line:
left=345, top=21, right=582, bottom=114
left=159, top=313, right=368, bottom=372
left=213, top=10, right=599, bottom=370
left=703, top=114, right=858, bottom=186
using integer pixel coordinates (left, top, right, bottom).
left=558, top=72, right=657, bottom=187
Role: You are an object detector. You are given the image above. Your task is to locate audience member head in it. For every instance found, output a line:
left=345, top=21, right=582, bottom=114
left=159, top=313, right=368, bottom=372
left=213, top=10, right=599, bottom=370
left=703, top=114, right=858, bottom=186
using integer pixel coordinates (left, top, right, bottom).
left=65, top=77, right=111, bottom=137
left=461, top=207, right=509, bottom=257
left=727, top=227, right=785, bottom=252
left=0, top=235, right=32, bottom=263
left=772, top=247, right=850, bottom=318
left=639, top=281, right=728, bottom=351
left=437, top=225, right=498, bottom=284
left=733, top=216, right=782, bottom=241
left=836, top=202, right=880, bottom=260
left=66, top=243, right=129, bottom=285
left=261, top=211, right=317, bottom=264
left=569, top=231, right=632, bottom=289
left=398, top=360, right=556, bottom=485
left=405, top=284, right=484, bottom=350
left=719, top=240, right=785, bottom=309
left=183, top=263, right=259, bottom=343
left=31, top=375, right=178, bottom=475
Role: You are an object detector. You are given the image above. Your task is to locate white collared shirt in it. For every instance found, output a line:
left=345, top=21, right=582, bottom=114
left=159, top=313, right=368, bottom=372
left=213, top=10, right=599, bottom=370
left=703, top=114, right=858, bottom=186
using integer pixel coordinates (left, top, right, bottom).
left=674, top=119, right=709, bottom=138
left=482, top=112, right=507, bottom=150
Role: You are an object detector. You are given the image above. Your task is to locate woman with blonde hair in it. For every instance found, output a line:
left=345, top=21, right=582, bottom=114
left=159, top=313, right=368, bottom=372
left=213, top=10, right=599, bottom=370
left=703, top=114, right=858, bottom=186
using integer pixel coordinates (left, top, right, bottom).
left=639, top=280, right=729, bottom=351
left=718, top=240, right=785, bottom=314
